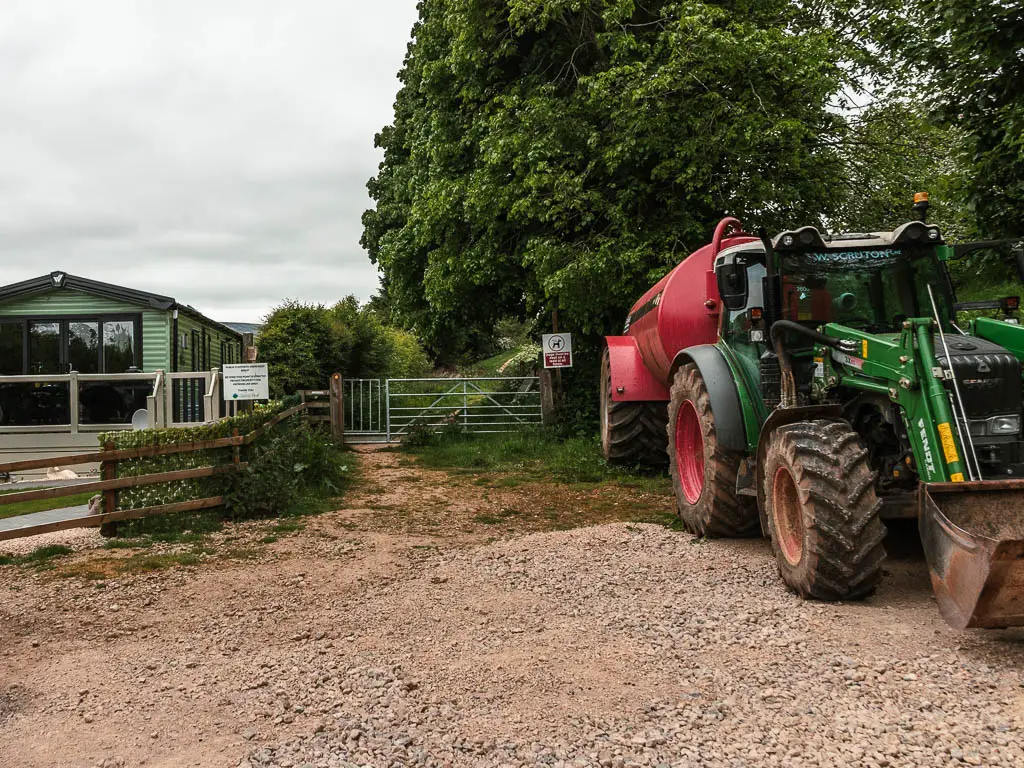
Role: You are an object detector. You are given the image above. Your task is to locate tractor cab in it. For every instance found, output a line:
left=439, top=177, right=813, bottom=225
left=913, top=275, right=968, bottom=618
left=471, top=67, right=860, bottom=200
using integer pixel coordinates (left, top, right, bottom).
left=771, top=222, right=957, bottom=336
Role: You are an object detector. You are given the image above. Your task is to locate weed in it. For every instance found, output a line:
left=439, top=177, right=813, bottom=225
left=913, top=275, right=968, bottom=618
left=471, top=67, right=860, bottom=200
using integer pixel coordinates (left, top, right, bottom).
left=123, top=552, right=202, bottom=573
left=472, top=507, right=521, bottom=525
left=260, top=535, right=279, bottom=544
left=103, top=538, right=154, bottom=550
left=19, top=544, right=74, bottom=566
left=225, top=547, right=262, bottom=560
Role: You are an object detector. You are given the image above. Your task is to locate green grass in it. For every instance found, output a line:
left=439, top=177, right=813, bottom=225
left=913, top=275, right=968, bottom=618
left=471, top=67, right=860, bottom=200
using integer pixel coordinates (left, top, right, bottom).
left=0, top=544, right=75, bottom=568
left=403, top=428, right=663, bottom=486
left=458, top=347, right=527, bottom=377
left=0, top=491, right=95, bottom=520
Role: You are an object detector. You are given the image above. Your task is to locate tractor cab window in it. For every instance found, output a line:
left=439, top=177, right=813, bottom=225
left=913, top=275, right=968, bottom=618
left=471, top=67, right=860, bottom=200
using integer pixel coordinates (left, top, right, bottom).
left=715, top=247, right=766, bottom=336
left=779, top=247, right=954, bottom=333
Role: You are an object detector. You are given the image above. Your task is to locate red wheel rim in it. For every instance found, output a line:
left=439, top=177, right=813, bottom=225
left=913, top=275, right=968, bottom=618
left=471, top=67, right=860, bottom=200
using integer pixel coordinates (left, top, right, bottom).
left=772, top=466, right=804, bottom=566
left=675, top=400, right=704, bottom=503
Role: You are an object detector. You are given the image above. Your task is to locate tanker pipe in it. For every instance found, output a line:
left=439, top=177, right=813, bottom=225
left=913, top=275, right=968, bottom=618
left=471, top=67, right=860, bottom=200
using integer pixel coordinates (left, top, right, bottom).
left=769, top=320, right=858, bottom=408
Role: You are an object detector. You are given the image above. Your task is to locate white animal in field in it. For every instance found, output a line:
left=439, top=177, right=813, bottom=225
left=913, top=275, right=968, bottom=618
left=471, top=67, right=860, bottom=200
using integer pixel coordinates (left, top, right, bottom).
left=45, top=467, right=79, bottom=481
left=87, top=495, right=103, bottom=515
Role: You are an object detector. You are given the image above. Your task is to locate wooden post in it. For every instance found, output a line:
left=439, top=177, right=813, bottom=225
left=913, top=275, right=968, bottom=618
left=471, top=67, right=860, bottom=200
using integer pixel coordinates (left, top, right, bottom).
left=551, top=308, right=563, bottom=409
left=99, top=440, right=118, bottom=537
left=539, top=368, right=557, bottom=426
left=102, top=440, right=117, bottom=515
left=329, top=373, right=345, bottom=443
left=231, top=428, right=241, bottom=469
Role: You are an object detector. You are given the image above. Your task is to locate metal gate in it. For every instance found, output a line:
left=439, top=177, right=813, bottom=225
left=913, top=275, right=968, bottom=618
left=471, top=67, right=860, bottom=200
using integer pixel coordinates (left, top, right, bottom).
left=343, top=378, right=386, bottom=442
left=342, top=376, right=542, bottom=443
left=385, top=377, right=541, bottom=441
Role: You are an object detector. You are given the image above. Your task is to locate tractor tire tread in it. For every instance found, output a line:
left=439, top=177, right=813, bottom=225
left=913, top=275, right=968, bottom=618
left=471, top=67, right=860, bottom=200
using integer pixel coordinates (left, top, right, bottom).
left=764, top=419, right=887, bottom=601
left=600, top=349, right=668, bottom=468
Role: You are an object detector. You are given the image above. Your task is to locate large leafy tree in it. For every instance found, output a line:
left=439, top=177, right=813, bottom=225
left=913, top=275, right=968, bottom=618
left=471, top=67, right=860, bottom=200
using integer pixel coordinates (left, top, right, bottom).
left=363, top=0, right=860, bottom=357
left=887, top=0, right=1023, bottom=236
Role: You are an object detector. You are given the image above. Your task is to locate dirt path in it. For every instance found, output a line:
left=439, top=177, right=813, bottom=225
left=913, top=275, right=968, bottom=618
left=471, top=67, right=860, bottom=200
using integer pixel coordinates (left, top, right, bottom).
left=2, top=446, right=1023, bottom=768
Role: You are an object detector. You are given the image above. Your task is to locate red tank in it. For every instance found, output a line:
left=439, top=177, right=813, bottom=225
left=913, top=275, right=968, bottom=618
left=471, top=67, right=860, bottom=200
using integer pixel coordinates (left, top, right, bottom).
left=605, top=218, right=756, bottom=401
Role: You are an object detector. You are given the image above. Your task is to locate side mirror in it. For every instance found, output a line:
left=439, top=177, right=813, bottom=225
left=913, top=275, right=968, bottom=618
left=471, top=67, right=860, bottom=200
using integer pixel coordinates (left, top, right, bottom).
left=717, top=263, right=748, bottom=311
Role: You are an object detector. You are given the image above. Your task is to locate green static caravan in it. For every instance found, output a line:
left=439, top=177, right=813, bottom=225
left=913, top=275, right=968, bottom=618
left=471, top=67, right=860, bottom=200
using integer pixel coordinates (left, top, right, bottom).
left=0, top=272, right=244, bottom=465
left=0, top=271, right=242, bottom=377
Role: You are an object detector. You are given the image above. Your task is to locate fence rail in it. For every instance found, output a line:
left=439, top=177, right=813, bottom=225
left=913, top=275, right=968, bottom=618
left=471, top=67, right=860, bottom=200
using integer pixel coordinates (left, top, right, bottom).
left=0, top=401, right=316, bottom=543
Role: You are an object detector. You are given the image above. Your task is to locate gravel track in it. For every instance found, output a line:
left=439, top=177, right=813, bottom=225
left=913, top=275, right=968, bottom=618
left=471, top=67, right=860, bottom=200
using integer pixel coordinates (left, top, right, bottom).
left=2, top=447, right=1023, bottom=768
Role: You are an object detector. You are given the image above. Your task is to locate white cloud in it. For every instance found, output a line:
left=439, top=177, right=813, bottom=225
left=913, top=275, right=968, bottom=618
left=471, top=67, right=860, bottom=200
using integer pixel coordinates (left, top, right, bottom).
left=0, top=0, right=418, bottom=321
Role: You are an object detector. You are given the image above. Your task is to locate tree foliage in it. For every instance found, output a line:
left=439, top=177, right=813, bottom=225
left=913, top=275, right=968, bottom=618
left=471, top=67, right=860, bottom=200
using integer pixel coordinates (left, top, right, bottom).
left=364, top=0, right=863, bottom=355
left=258, top=298, right=430, bottom=397
left=887, top=0, right=1023, bottom=237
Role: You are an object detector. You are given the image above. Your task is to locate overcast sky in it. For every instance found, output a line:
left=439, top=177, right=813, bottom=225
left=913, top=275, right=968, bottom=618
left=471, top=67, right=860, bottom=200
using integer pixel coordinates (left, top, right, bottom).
left=0, top=0, right=419, bottom=322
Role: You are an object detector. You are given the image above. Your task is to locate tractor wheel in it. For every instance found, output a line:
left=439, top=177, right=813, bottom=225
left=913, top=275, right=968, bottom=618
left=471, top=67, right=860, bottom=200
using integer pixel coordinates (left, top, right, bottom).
left=667, top=363, right=758, bottom=537
left=763, top=420, right=887, bottom=601
left=600, top=348, right=668, bottom=468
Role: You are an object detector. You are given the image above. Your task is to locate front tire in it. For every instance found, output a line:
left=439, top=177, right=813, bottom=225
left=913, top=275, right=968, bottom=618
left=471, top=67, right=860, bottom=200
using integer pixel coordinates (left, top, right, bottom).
left=599, top=348, right=668, bottom=468
left=667, top=363, right=758, bottom=537
left=763, top=420, right=887, bottom=600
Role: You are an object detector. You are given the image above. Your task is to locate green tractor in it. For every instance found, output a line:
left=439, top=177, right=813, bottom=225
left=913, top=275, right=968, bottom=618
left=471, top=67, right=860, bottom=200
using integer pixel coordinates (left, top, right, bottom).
left=602, top=204, right=1024, bottom=628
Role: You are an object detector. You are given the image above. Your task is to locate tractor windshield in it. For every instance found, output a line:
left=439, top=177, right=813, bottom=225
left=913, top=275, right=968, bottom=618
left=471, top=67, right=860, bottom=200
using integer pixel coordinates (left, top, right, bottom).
left=778, top=247, right=954, bottom=334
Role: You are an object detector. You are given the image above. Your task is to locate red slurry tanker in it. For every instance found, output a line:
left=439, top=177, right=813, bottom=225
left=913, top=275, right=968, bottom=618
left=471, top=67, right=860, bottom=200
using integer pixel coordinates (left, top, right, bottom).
left=601, top=209, right=1024, bottom=628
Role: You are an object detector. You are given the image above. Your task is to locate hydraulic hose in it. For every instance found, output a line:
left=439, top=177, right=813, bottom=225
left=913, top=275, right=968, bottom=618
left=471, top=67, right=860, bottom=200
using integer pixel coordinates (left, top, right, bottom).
left=770, top=320, right=857, bottom=408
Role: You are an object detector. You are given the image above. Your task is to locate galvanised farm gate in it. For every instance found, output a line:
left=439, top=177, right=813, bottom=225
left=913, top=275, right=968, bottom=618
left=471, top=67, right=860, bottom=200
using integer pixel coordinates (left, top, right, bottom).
left=343, top=376, right=542, bottom=444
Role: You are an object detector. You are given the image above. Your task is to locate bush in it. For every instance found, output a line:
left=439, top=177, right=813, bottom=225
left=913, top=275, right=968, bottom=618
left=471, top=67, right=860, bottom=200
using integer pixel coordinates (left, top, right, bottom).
left=99, top=405, right=352, bottom=536
left=227, top=425, right=350, bottom=518
left=259, top=296, right=431, bottom=396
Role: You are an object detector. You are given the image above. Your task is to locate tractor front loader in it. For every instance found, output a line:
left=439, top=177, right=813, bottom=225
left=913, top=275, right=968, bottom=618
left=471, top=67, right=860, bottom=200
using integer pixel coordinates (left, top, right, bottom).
left=602, top=209, right=1024, bottom=628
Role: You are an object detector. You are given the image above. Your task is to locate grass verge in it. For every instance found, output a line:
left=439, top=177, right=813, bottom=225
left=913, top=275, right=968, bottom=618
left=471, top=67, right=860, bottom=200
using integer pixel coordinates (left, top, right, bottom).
left=0, top=491, right=95, bottom=520
left=0, top=544, right=75, bottom=569
left=403, top=428, right=664, bottom=487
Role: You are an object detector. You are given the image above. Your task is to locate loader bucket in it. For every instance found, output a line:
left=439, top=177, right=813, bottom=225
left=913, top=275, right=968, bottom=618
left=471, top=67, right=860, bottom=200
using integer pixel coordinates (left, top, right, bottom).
left=920, top=479, right=1024, bottom=629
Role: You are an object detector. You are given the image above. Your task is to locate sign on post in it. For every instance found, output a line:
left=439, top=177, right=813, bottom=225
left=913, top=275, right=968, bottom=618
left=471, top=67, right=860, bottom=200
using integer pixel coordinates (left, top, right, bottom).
left=222, top=363, right=270, bottom=400
left=542, top=333, right=573, bottom=368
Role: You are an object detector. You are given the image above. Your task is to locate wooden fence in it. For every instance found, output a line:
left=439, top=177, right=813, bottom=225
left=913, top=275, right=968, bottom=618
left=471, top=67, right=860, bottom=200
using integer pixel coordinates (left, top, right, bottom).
left=0, top=376, right=346, bottom=543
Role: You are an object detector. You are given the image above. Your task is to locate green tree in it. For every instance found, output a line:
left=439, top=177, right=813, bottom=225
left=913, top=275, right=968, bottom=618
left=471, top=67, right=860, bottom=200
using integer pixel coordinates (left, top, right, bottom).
left=258, top=300, right=344, bottom=398
left=364, top=0, right=863, bottom=357
left=886, top=0, right=1023, bottom=236
left=258, top=298, right=431, bottom=397
left=830, top=102, right=976, bottom=241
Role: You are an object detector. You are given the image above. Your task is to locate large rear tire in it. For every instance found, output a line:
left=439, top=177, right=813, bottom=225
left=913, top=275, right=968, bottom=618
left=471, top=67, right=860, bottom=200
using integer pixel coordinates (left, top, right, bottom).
left=763, top=419, right=887, bottom=600
left=667, top=363, right=758, bottom=537
left=599, top=348, right=668, bottom=468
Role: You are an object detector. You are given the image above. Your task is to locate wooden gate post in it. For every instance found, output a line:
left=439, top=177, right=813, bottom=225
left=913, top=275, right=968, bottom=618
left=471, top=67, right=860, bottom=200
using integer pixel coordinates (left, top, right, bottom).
left=98, top=440, right=119, bottom=537
left=329, top=373, right=345, bottom=443
left=539, top=368, right=558, bottom=426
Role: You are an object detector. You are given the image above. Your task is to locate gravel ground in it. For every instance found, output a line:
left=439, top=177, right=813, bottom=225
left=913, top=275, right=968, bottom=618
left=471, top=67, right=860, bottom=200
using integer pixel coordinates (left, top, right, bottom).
left=0, top=526, right=101, bottom=556
left=2, top=447, right=1023, bottom=768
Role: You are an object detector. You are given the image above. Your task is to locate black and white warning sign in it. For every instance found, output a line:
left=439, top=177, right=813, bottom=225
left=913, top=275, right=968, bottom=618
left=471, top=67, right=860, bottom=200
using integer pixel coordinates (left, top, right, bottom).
left=542, top=333, right=573, bottom=369
left=222, top=363, right=270, bottom=400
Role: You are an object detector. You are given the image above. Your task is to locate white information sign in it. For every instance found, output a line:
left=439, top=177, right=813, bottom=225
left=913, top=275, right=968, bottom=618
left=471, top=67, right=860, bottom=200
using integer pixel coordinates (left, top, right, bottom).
left=542, top=333, right=573, bottom=368
left=222, top=363, right=270, bottom=401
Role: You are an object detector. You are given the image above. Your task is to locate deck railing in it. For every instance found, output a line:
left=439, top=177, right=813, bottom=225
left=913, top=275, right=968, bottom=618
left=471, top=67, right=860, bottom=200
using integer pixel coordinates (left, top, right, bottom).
left=0, top=368, right=234, bottom=434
